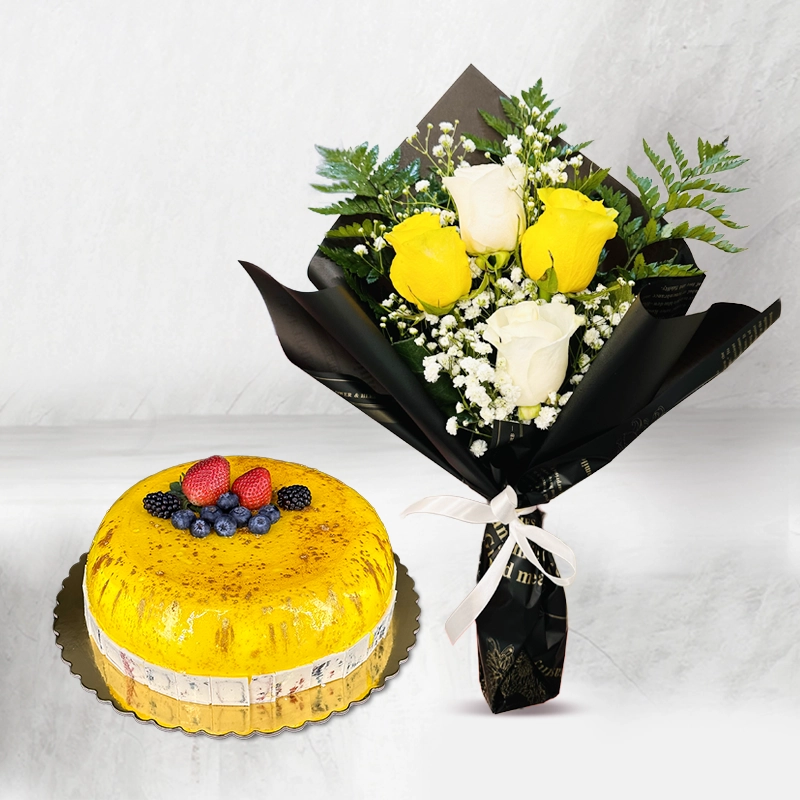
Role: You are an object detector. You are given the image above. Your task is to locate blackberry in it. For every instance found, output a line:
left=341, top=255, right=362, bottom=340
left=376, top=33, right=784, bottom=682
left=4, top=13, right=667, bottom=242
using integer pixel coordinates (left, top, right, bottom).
left=143, top=491, right=181, bottom=519
left=276, top=485, right=312, bottom=511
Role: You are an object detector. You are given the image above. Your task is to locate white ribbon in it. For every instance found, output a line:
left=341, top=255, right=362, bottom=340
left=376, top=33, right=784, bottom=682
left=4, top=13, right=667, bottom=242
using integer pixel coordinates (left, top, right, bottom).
left=402, top=486, right=576, bottom=644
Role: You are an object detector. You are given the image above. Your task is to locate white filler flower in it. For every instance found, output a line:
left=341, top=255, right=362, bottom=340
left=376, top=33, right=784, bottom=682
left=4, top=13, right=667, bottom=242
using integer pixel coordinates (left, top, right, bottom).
left=483, top=300, right=582, bottom=406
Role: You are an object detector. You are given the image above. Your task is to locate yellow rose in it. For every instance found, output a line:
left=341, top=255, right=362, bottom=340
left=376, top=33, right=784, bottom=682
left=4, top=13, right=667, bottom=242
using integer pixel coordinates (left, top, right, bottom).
left=521, top=188, right=619, bottom=293
left=385, top=213, right=472, bottom=315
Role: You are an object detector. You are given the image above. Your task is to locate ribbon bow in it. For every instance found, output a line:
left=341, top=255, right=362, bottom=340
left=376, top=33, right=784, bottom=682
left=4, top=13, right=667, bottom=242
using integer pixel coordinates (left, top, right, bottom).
left=402, top=485, right=577, bottom=644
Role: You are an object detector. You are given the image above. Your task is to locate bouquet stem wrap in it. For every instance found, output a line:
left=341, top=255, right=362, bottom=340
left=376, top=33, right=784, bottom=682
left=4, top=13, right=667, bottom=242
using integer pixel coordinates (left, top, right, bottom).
left=241, top=65, right=780, bottom=713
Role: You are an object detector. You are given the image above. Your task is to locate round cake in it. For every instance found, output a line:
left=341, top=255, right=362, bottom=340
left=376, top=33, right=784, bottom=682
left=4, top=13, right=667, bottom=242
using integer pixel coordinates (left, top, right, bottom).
left=83, top=455, right=396, bottom=707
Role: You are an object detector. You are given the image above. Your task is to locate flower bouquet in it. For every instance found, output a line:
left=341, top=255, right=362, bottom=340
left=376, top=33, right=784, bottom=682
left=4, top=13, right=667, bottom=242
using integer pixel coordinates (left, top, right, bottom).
left=241, top=66, right=780, bottom=713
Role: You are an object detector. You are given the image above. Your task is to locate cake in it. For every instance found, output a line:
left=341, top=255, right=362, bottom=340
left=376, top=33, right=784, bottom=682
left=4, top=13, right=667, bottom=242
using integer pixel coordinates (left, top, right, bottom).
left=83, top=455, right=396, bottom=714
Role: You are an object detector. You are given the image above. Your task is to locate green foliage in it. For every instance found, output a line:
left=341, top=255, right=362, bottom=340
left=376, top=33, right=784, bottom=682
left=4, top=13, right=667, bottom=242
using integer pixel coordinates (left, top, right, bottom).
left=568, top=166, right=611, bottom=196
left=626, top=134, right=747, bottom=253
left=319, top=244, right=382, bottom=283
left=325, top=219, right=380, bottom=239
left=309, top=197, right=383, bottom=216
left=478, top=109, right=516, bottom=140
left=463, top=133, right=505, bottom=158
left=631, top=253, right=702, bottom=280
left=393, top=338, right=461, bottom=415
left=310, top=143, right=421, bottom=216
left=317, top=244, right=386, bottom=314
left=535, top=266, right=559, bottom=302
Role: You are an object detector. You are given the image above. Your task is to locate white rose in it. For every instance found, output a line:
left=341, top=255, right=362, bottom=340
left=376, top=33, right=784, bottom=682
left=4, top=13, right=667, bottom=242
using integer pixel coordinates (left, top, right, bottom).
left=442, top=163, right=526, bottom=254
left=483, top=300, right=581, bottom=406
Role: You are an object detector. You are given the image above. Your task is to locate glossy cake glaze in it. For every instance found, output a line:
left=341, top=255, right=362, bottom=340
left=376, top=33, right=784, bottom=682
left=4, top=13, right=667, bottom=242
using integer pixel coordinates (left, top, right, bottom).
left=84, top=456, right=396, bottom=688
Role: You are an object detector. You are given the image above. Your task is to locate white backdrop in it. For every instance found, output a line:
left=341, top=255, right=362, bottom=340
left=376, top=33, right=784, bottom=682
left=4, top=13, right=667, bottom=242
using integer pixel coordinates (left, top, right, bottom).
left=1, top=0, right=797, bottom=426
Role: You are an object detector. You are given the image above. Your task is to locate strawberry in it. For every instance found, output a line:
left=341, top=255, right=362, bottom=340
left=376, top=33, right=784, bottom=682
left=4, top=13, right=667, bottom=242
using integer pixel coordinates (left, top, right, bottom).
left=231, top=467, right=272, bottom=510
left=181, top=456, right=230, bottom=506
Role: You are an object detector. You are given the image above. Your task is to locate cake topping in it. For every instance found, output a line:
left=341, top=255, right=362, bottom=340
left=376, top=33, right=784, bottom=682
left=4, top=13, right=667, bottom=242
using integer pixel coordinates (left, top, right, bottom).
left=277, top=485, right=312, bottom=511
left=143, top=491, right=181, bottom=519
left=171, top=509, right=197, bottom=530
left=191, top=519, right=212, bottom=538
left=217, top=492, right=240, bottom=512
left=247, top=515, right=272, bottom=535
left=140, top=457, right=290, bottom=538
left=200, top=505, right=222, bottom=524
left=257, top=504, right=281, bottom=524
left=182, top=455, right=231, bottom=506
left=213, top=515, right=237, bottom=537
left=231, top=467, right=273, bottom=510
left=230, top=506, right=252, bottom=527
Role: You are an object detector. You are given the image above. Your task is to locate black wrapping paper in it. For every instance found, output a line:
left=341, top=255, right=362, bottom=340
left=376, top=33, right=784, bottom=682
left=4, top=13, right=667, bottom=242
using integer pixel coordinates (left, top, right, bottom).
left=241, top=65, right=780, bottom=712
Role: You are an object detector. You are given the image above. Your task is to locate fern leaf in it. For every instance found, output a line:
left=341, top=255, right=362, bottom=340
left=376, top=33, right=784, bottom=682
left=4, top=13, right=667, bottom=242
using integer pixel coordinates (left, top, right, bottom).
left=500, top=97, right=528, bottom=129
left=324, top=220, right=375, bottom=239
left=668, top=133, right=689, bottom=178
left=570, top=167, right=611, bottom=196
left=309, top=197, right=384, bottom=216
left=478, top=109, right=516, bottom=139
left=463, top=134, right=504, bottom=157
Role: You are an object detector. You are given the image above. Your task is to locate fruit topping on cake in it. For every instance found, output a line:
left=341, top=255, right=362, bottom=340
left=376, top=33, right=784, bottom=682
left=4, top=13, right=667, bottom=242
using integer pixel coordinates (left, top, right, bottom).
left=143, top=491, right=181, bottom=519
left=277, top=484, right=312, bottom=511
left=213, top=515, right=237, bottom=537
left=231, top=467, right=273, bottom=510
left=216, top=492, right=240, bottom=512
left=139, top=457, right=294, bottom=538
left=181, top=455, right=231, bottom=506
left=257, top=504, right=281, bottom=523
left=171, top=509, right=197, bottom=530
left=230, top=506, right=252, bottom=527
left=200, top=505, right=221, bottom=524
left=191, top=519, right=212, bottom=538
left=247, top=515, right=272, bottom=535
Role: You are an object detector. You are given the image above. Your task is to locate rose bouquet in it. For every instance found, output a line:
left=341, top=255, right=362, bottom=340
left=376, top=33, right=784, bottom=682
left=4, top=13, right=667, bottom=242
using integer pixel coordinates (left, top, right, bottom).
left=241, top=66, right=780, bottom=712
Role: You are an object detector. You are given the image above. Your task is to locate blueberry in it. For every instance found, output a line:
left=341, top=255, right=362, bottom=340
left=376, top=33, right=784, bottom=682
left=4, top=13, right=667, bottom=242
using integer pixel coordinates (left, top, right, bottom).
left=191, top=519, right=211, bottom=538
left=230, top=506, right=252, bottom=527
left=217, top=492, right=240, bottom=512
left=200, top=505, right=221, bottom=523
left=257, top=504, right=281, bottom=524
left=214, top=514, right=237, bottom=537
left=171, top=509, right=197, bottom=530
left=248, top=514, right=271, bottom=535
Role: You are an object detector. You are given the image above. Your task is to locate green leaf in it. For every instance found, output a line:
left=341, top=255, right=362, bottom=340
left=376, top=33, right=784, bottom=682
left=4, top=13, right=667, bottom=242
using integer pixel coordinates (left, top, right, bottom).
left=536, top=266, right=559, bottom=300
left=668, top=132, right=689, bottom=178
left=169, top=482, right=183, bottom=495
left=570, top=166, right=611, bottom=196
left=643, top=216, right=659, bottom=244
left=393, top=339, right=461, bottom=415
left=325, top=220, right=376, bottom=239
left=318, top=244, right=373, bottom=279
left=500, top=97, right=528, bottom=129
left=309, top=197, right=384, bottom=216
left=416, top=296, right=455, bottom=316
left=463, top=133, right=504, bottom=158
left=661, top=220, right=745, bottom=252
left=478, top=109, right=515, bottom=139
left=626, top=166, right=660, bottom=214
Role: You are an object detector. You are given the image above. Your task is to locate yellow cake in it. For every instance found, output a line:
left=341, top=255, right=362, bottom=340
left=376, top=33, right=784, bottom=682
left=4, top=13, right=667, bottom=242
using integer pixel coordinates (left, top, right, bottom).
left=83, top=456, right=396, bottom=706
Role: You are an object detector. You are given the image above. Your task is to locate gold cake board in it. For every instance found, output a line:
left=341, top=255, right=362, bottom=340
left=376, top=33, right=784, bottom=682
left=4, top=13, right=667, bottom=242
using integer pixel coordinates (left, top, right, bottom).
left=54, top=553, right=419, bottom=737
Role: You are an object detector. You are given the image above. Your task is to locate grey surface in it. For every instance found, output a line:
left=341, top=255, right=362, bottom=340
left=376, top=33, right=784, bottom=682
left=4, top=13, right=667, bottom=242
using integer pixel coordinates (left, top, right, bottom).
left=1, top=0, right=798, bottom=425
left=1, top=410, right=798, bottom=799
